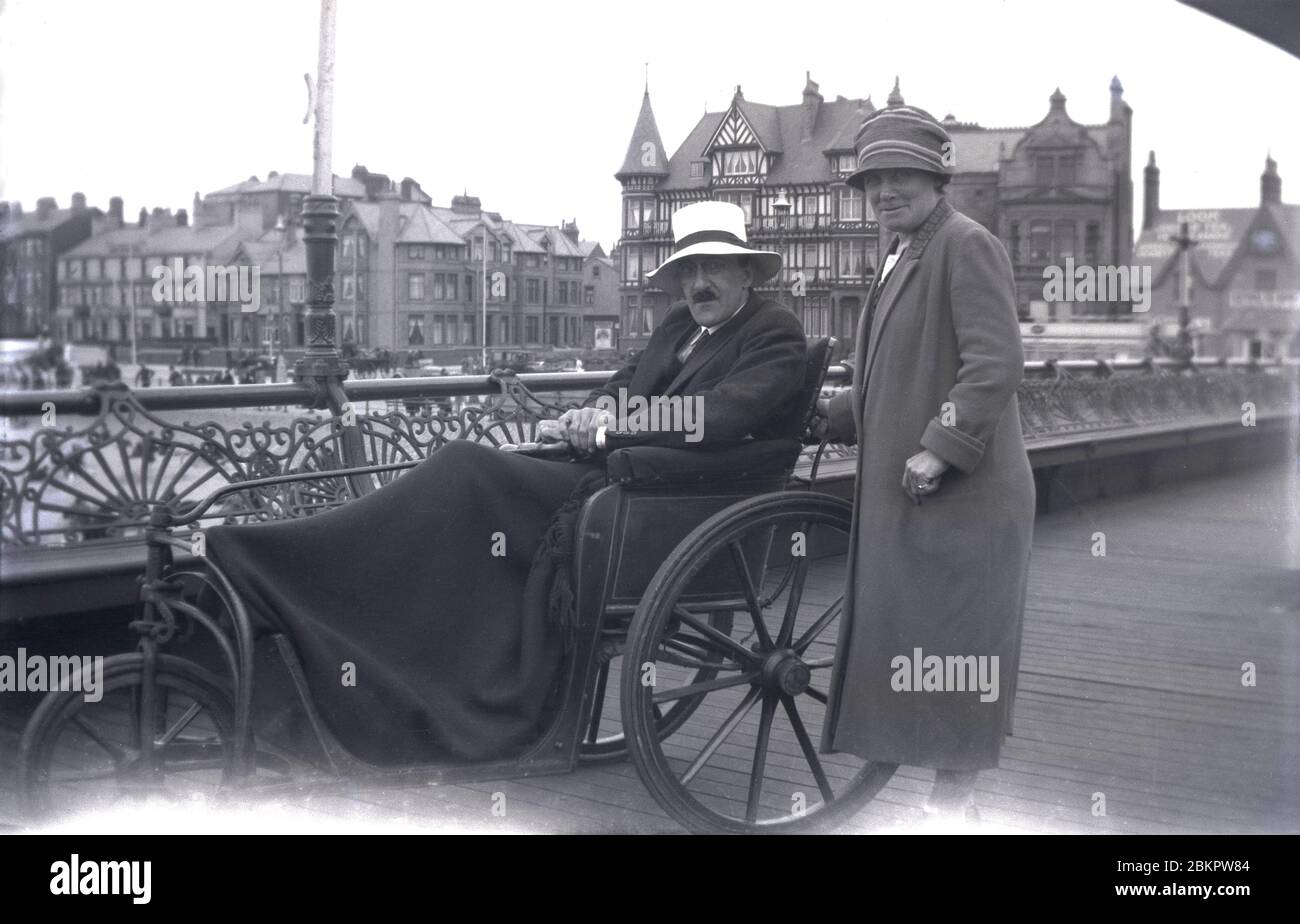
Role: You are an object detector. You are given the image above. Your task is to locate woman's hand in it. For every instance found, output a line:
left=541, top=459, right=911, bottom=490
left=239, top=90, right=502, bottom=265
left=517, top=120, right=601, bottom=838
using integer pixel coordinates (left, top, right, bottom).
left=902, top=448, right=950, bottom=503
left=810, top=397, right=833, bottom=441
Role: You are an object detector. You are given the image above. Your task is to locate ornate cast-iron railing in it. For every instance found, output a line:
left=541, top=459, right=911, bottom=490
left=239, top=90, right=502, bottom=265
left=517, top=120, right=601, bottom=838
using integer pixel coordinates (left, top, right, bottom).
left=0, top=357, right=1295, bottom=548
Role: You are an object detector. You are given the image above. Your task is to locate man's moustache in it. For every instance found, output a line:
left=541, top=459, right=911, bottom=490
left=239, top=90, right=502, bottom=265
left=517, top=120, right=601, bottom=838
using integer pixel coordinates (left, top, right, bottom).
left=689, top=290, right=717, bottom=302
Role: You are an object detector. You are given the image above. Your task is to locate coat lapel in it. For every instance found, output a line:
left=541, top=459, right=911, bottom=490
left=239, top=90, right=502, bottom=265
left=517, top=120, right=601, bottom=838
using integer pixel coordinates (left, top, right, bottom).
left=663, top=293, right=760, bottom=395
left=860, top=198, right=956, bottom=390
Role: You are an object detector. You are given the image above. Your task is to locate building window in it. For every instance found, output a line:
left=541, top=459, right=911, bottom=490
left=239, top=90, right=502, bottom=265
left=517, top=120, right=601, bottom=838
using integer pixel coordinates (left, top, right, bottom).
left=715, top=191, right=753, bottom=224
left=1084, top=222, right=1101, bottom=264
left=357, top=236, right=367, bottom=258
left=526, top=316, right=540, bottom=343
left=721, top=149, right=759, bottom=176
left=641, top=306, right=655, bottom=335
left=1028, top=221, right=1051, bottom=264
left=837, top=239, right=865, bottom=278
left=837, top=187, right=863, bottom=222
left=527, top=278, right=540, bottom=303
left=1035, top=156, right=1054, bottom=186
left=289, top=278, right=305, bottom=303
left=1008, top=222, right=1021, bottom=264
left=1255, top=269, right=1277, bottom=291
left=342, top=277, right=355, bottom=300
left=407, top=316, right=425, bottom=345
left=690, top=161, right=705, bottom=178
left=1054, top=220, right=1076, bottom=261
left=408, top=273, right=425, bottom=300
left=408, top=245, right=425, bottom=260
left=1057, top=155, right=1077, bottom=186
left=433, top=273, right=446, bottom=300
left=342, top=236, right=354, bottom=258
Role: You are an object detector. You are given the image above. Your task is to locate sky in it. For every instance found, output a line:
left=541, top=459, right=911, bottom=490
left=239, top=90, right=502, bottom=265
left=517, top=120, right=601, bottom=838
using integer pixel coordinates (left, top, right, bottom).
left=1, top=0, right=1298, bottom=249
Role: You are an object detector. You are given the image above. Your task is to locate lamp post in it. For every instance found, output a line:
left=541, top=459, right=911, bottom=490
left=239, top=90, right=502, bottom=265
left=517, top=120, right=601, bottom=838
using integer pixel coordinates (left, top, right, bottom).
left=293, top=0, right=347, bottom=399
left=772, top=191, right=794, bottom=318
left=1170, top=220, right=1197, bottom=364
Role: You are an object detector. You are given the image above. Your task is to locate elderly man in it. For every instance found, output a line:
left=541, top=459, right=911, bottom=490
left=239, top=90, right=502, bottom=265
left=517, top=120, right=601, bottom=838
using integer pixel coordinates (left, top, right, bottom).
left=549, top=200, right=805, bottom=454
left=203, top=201, right=807, bottom=766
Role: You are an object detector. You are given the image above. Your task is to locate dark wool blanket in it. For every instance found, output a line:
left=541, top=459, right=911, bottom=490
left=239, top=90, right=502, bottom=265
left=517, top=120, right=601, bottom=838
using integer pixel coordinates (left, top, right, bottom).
left=205, top=440, right=604, bottom=766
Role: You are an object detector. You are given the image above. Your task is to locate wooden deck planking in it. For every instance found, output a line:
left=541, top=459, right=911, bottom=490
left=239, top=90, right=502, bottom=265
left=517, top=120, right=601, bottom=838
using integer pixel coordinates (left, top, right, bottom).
left=1, top=462, right=1296, bottom=832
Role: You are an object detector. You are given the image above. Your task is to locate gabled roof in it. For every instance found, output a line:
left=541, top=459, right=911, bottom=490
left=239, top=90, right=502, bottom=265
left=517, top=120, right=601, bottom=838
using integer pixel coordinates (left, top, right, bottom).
left=944, top=127, right=1026, bottom=173
left=0, top=206, right=83, bottom=241
left=61, top=225, right=151, bottom=257
left=516, top=223, right=586, bottom=259
left=1135, top=207, right=1265, bottom=288
left=616, top=90, right=670, bottom=178
left=396, top=204, right=464, bottom=245
left=205, top=173, right=366, bottom=199
left=662, top=95, right=872, bottom=190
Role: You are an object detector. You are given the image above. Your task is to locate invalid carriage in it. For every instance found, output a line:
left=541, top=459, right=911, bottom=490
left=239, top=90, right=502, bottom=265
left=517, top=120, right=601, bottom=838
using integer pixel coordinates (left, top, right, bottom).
left=17, top=337, right=900, bottom=833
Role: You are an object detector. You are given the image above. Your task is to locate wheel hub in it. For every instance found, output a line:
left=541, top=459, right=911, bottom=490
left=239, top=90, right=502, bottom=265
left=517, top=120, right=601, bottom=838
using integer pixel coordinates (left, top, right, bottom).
left=760, top=650, right=811, bottom=696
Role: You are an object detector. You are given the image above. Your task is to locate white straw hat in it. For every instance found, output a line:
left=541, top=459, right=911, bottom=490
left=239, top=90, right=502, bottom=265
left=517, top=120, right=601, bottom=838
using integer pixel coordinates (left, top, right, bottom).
left=645, top=201, right=782, bottom=288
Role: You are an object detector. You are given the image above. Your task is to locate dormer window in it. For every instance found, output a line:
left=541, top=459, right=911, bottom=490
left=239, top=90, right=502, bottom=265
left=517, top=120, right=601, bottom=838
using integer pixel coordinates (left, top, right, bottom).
left=722, top=149, right=759, bottom=176
left=690, top=161, right=706, bottom=179
left=832, top=153, right=857, bottom=174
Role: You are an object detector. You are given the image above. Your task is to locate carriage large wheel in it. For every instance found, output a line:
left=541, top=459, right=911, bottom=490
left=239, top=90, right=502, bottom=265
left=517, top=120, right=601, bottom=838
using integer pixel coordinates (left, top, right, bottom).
left=19, top=652, right=239, bottom=819
left=622, top=492, right=897, bottom=833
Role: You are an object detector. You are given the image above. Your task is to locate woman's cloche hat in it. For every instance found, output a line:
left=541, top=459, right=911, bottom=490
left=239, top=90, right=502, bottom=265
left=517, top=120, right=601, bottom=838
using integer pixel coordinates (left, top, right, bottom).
left=845, top=103, right=955, bottom=191
left=645, top=201, right=782, bottom=288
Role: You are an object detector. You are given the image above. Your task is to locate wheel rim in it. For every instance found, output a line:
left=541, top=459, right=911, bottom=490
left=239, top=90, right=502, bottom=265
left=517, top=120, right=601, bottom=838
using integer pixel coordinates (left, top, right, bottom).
left=622, top=493, right=895, bottom=832
left=20, top=655, right=237, bottom=819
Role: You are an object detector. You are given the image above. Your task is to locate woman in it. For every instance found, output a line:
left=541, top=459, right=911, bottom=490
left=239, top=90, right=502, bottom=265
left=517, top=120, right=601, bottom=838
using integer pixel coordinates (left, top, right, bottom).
left=817, top=101, right=1035, bottom=823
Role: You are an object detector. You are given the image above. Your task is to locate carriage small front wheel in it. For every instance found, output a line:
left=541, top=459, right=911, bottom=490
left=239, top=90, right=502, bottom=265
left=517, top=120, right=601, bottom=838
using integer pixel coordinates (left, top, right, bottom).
left=18, top=652, right=239, bottom=820
left=622, top=492, right=897, bottom=833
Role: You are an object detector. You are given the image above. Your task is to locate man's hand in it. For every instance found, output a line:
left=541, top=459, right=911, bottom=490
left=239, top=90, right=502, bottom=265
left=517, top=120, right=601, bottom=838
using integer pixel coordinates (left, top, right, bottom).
left=555, top=407, right=615, bottom=454
left=902, top=448, right=950, bottom=503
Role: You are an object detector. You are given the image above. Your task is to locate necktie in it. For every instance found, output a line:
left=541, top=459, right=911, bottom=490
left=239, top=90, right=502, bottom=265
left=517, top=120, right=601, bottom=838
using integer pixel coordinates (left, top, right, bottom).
left=677, top=326, right=709, bottom=364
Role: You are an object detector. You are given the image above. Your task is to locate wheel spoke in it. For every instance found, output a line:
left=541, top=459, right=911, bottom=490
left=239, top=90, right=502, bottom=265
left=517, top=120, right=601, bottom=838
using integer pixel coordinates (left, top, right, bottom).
left=728, top=541, right=774, bottom=650
left=776, top=522, right=811, bottom=649
left=781, top=694, right=834, bottom=803
left=804, top=656, right=834, bottom=670
left=156, top=701, right=202, bottom=748
left=803, top=686, right=828, bottom=704
left=71, top=715, right=128, bottom=764
left=680, top=685, right=763, bottom=785
left=673, top=606, right=755, bottom=663
left=651, top=670, right=759, bottom=705
left=746, top=694, right=778, bottom=822
left=793, top=596, right=843, bottom=654
left=585, top=661, right=611, bottom=744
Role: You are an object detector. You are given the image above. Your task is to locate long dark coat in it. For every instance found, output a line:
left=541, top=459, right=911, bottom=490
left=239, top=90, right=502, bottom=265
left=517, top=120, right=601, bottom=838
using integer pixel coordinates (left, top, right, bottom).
left=204, top=292, right=806, bottom=766
left=820, top=199, right=1035, bottom=771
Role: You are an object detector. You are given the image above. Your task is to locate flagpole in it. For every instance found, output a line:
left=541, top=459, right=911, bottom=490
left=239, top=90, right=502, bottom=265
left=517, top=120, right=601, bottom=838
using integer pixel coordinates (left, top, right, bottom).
left=481, top=230, right=487, bottom=370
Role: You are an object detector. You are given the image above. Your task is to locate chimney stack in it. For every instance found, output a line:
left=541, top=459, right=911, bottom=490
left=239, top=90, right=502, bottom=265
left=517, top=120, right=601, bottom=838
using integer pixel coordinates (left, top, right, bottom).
left=71, top=192, right=87, bottom=212
left=138, top=207, right=148, bottom=227
left=1143, top=151, right=1160, bottom=230
left=109, top=196, right=124, bottom=227
left=176, top=209, right=189, bottom=227
left=0, top=203, right=9, bottom=224
left=801, top=72, right=823, bottom=140
left=36, top=197, right=57, bottom=220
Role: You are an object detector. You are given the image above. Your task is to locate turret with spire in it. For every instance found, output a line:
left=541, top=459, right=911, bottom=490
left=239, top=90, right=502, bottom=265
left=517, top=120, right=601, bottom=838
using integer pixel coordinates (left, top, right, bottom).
left=1262, top=153, right=1282, bottom=205
left=615, top=88, right=670, bottom=181
left=1143, top=151, right=1160, bottom=230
